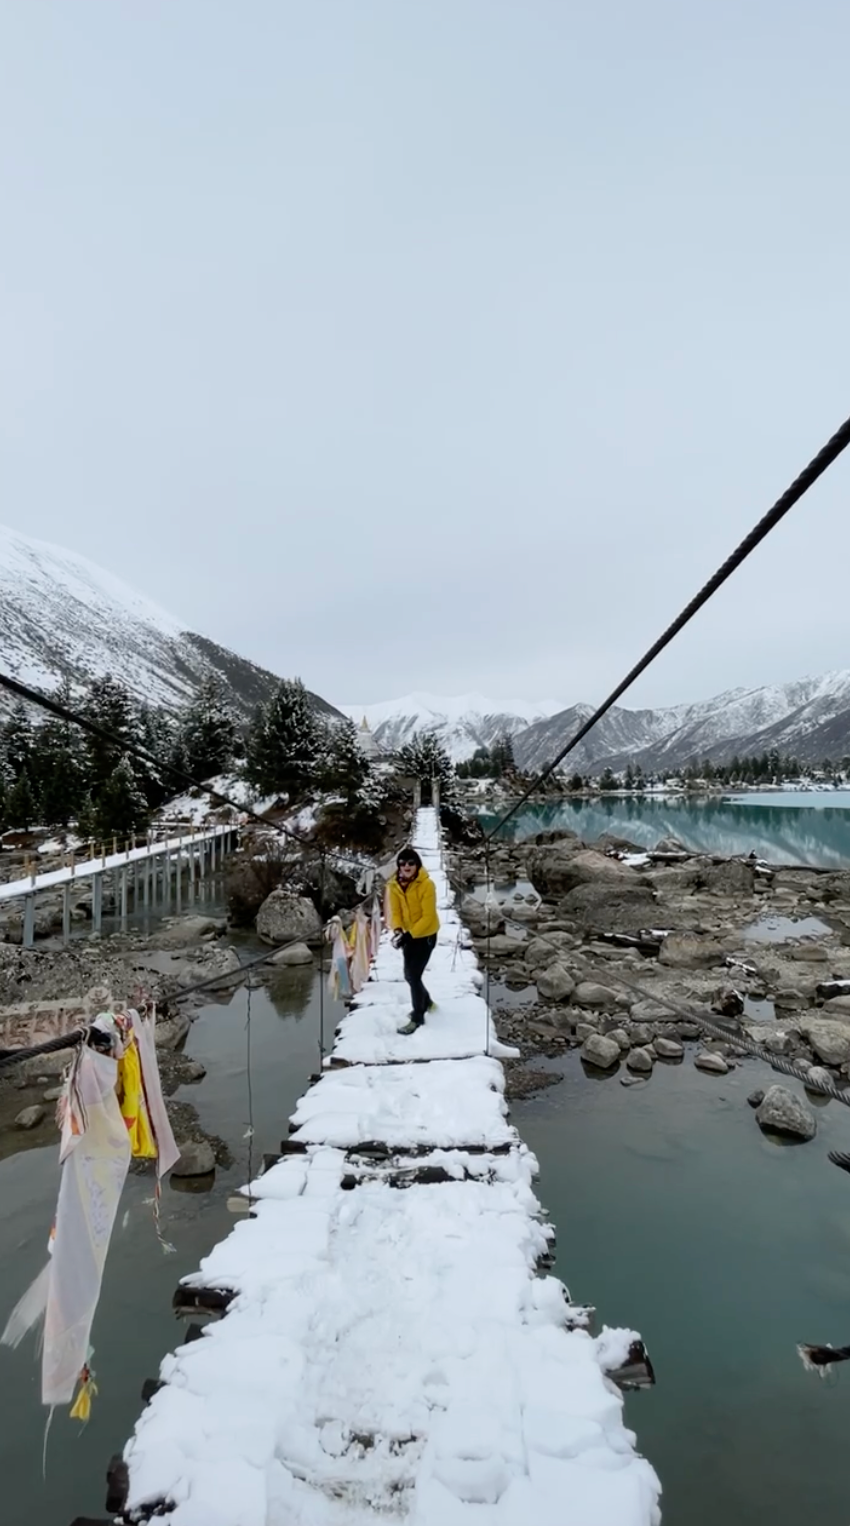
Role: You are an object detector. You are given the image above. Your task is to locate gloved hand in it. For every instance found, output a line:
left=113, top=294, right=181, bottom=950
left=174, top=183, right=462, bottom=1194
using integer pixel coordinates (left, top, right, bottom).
left=391, top=930, right=405, bottom=949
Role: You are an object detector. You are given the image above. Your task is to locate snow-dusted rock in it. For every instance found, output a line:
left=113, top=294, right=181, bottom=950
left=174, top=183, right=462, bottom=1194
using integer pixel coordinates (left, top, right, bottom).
left=626, top=1047, right=654, bottom=1074
left=654, top=1036, right=684, bottom=1060
left=256, top=890, right=322, bottom=947
left=270, top=941, right=314, bottom=966
left=694, top=1051, right=729, bottom=1074
left=171, top=1140, right=216, bottom=1177
left=535, top=963, right=575, bottom=1001
left=755, top=1085, right=816, bottom=1142
left=580, top=1033, right=621, bottom=1070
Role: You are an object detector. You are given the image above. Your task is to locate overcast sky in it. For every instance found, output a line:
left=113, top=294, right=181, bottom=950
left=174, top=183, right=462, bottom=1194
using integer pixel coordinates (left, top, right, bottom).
left=1, top=2, right=849, bottom=713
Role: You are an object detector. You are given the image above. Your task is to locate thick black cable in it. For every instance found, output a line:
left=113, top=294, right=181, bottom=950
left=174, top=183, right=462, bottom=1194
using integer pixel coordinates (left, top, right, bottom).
left=487, top=412, right=850, bottom=842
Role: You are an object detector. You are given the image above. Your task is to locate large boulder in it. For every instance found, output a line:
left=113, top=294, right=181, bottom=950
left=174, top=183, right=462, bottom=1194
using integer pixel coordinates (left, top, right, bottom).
left=535, top=964, right=575, bottom=1002
left=270, top=942, right=314, bottom=966
left=798, top=1018, right=850, bottom=1066
left=461, top=896, right=505, bottom=936
left=659, top=933, right=727, bottom=970
left=695, top=1051, right=728, bottom=1074
left=702, top=860, right=756, bottom=895
left=655, top=1036, right=684, bottom=1060
left=484, top=934, right=527, bottom=959
left=580, top=1033, right=621, bottom=1070
left=755, top=1085, right=816, bottom=1142
left=171, top=1140, right=216, bottom=1177
left=524, top=933, right=575, bottom=970
left=573, top=981, right=620, bottom=1011
left=15, top=1105, right=46, bottom=1130
left=558, top=882, right=658, bottom=934
left=256, top=891, right=323, bottom=947
left=821, top=995, right=850, bottom=1018
left=527, top=846, right=640, bottom=899
left=154, top=916, right=224, bottom=949
left=627, top=1046, right=654, bottom=1073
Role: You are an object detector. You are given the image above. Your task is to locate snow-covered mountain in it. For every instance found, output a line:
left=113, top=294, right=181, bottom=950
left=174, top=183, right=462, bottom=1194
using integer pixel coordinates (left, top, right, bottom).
left=346, top=674, right=850, bottom=774
left=514, top=672, right=850, bottom=774
left=341, top=693, right=565, bottom=762
left=0, top=522, right=338, bottom=719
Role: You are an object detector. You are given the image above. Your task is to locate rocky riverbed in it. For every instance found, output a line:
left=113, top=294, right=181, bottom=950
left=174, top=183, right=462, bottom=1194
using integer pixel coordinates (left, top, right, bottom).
left=453, top=828, right=850, bottom=1140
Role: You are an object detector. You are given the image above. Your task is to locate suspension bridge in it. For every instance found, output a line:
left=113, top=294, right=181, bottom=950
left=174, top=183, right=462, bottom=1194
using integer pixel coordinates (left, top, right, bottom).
left=105, top=807, right=659, bottom=1526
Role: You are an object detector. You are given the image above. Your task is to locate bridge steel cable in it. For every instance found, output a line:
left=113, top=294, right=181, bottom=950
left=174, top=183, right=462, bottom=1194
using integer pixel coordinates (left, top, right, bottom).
left=486, top=411, right=850, bottom=843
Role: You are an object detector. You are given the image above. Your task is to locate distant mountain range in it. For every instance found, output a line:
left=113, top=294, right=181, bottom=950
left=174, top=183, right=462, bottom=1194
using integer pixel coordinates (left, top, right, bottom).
left=340, top=693, right=565, bottom=763
left=0, top=523, right=339, bottom=720
left=345, top=676, right=850, bottom=773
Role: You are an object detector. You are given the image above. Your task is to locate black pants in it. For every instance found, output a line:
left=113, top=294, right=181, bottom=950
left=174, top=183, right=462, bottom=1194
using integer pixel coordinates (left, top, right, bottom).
left=402, top=933, right=437, bottom=1020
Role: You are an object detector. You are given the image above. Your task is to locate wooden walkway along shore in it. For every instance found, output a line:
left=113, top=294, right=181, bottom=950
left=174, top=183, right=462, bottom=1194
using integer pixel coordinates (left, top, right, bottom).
left=115, top=808, right=661, bottom=1526
left=0, top=823, right=237, bottom=945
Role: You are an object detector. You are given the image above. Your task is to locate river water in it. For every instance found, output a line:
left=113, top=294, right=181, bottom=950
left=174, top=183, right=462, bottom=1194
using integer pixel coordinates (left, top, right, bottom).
left=480, top=791, right=850, bottom=867
left=4, top=807, right=850, bottom=1521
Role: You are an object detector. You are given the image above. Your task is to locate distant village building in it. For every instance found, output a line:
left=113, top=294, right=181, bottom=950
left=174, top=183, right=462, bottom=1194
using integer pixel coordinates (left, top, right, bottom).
left=355, top=716, right=383, bottom=760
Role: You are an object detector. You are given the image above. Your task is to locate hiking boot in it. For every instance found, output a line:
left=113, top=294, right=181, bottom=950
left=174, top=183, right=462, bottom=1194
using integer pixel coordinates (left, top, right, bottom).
left=398, top=1016, right=424, bottom=1036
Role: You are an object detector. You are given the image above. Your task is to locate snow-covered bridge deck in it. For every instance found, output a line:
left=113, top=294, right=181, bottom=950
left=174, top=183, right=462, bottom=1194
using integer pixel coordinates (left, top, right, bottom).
left=0, top=822, right=235, bottom=904
left=0, top=823, right=237, bottom=945
left=122, top=809, right=660, bottom=1526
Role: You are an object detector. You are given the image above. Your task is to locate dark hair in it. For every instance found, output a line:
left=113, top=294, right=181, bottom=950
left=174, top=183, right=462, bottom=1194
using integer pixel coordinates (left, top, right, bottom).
left=396, top=847, right=422, bottom=872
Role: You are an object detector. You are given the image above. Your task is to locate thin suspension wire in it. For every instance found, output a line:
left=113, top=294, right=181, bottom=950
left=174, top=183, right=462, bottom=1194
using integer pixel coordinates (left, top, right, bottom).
left=486, top=412, right=850, bottom=843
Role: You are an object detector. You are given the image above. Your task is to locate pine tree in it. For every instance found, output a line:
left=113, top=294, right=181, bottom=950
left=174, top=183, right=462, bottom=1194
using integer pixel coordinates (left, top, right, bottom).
left=180, top=678, right=237, bottom=783
left=320, top=718, right=370, bottom=806
left=31, top=719, right=85, bottom=827
left=244, top=679, right=319, bottom=798
left=134, top=705, right=176, bottom=807
left=83, top=676, right=144, bottom=793
left=94, top=755, right=149, bottom=840
left=75, top=790, right=96, bottom=843
left=490, top=734, right=516, bottom=777
left=2, top=701, right=35, bottom=780
left=397, top=731, right=457, bottom=806
left=7, top=767, right=39, bottom=830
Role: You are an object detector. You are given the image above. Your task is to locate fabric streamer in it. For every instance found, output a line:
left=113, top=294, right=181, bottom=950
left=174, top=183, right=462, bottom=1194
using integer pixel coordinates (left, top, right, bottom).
left=326, top=917, right=351, bottom=1000
left=44, top=1046, right=131, bottom=1408
left=117, top=1037, right=157, bottom=1158
left=370, top=892, right=383, bottom=963
left=348, top=908, right=371, bottom=994
left=2, top=1002, right=182, bottom=1423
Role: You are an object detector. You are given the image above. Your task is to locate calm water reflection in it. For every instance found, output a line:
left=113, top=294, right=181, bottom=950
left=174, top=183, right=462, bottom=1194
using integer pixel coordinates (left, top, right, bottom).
left=0, top=968, right=338, bottom=1526
left=482, top=794, right=850, bottom=867
left=515, top=1050, right=850, bottom=1526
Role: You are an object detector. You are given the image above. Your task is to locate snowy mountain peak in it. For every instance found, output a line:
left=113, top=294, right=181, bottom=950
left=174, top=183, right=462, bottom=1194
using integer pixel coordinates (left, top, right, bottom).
left=340, top=694, right=565, bottom=762
left=0, top=522, right=338, bottom=719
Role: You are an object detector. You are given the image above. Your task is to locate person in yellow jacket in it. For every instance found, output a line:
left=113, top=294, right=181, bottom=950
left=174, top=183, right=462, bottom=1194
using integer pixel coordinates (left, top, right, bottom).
left=388, top=847, right=440, bottom=1034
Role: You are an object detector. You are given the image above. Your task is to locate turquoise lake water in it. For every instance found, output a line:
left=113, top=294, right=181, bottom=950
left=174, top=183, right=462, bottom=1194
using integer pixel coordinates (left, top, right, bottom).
left=480, top=791, right=850, bottom=867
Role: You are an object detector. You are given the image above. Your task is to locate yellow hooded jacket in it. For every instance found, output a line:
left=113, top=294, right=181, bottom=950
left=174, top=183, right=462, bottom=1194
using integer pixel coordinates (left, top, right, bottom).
left=388, top=868, right=440, bottom=939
